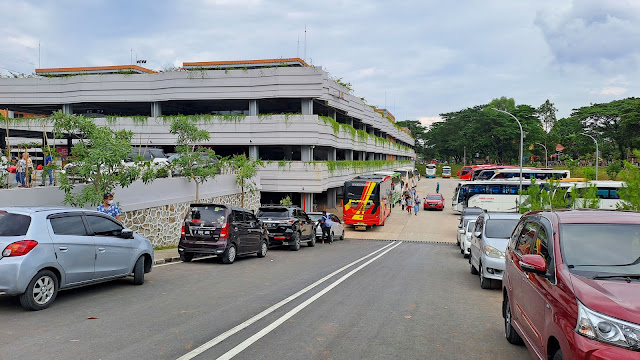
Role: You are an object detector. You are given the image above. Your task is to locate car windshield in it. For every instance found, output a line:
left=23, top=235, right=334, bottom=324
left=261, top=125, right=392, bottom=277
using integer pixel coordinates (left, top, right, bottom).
left=466, top=221, right=476, bottom=232
left=308, top=214, right=323, bottom=222
left=561, top=224, right=640, bottom=275
left=485, top=219, right=519, bottom=238
left=186, top=206, right=226, bottom=225
left=426, top=195, right=442, bottom=200
left=0, top=212, right=31, bottom=236
left=257, top=209, right=290, bottom=218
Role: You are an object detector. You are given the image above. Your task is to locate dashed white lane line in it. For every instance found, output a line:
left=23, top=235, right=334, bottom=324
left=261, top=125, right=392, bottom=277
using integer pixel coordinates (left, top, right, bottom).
left=176, top=241, right=401, bottom=360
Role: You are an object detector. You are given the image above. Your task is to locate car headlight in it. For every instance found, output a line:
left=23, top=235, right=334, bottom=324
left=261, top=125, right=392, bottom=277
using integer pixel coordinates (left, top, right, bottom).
left=483, top=245, right=504, bottom=259
left=575, top=300, right=640, bottom=351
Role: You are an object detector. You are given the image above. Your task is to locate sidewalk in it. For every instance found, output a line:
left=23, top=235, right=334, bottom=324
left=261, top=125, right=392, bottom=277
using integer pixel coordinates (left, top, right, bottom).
left=153, top=248, right=180, bottom=265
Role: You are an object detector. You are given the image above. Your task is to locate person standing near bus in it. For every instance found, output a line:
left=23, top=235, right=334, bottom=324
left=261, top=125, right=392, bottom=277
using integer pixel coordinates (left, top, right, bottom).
left=406, top=196, right=413, bottom=215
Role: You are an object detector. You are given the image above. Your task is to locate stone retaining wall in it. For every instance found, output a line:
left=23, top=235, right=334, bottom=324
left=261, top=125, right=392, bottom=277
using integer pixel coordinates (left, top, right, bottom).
left=121, top=191, right=260, bottom=248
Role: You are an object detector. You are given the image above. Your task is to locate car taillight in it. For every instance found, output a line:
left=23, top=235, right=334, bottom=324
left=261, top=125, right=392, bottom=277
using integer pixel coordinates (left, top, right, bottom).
left=220, top=223, right=229, bottom=239
left=2, top=240, right=38, bottom=257
left=181, top=224, right=186, bottom=237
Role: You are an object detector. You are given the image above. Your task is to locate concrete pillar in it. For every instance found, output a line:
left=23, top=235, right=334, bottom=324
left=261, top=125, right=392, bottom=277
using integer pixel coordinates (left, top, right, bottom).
left=330, top=109, right=337, bottom=120
left=328, top=147, right=337, bottom=161
left=327, top=188, right=337, bottom=209
left=62, top=104, right=73, bottom=114
left=249, top=100, right=259, bottom=116
left=368, top=152, right=375, bottom=161
left=345, top=149, right=354, bottom=161
left=359, top=152, right=366, bottom=161
left=347, top=118, right=353, bottom=127
left=151, top=102, right=162, bottom=117
left=301, top=145, right=314, bottom=162
left=249, top=145, right=259, bottom=160
left=301, top=98, right=313, bottom=115
left=302, top=193, right=314, bottom=212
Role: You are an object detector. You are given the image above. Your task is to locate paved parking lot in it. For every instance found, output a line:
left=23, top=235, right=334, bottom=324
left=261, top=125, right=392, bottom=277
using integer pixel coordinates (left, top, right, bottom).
left=344, top=177, right=461, bottom=242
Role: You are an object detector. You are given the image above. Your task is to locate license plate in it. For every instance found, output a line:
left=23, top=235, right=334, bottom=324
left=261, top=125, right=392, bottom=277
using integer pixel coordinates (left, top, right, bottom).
left=194, top=230, right=210, bottom=236
left=355, top=225, right=367, bottom=231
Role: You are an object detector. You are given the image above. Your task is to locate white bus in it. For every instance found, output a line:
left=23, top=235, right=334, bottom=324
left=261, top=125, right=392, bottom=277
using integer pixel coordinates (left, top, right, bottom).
left=395, top=167, right=416, bottom=189
left=452, top=180, right=541, bottom=213
left=559, top=181, right=625, bottom=210
left=442, top=166, right=452, bottom=178
left=425, top=164, right=436, bottom=178
left=489, top=168, right=570, bottom=180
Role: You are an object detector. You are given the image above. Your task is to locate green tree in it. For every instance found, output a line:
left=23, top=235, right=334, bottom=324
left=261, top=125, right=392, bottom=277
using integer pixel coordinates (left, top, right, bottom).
left=571, top=97, right=640, bottom=160
left=606, top=161, right=623, bottom=181
left=582, top=167, right=596, bottom=181
left=280, top=195, right=293, bottom=206
left=52, top=111, right=140, bottom=206
left=228, top=154, right=263, bottom=208
left=537, top=99, right=558, bottom=132
left=618, top=150, right=640, bottom=210
left=169, top=116, right=220, bottom=201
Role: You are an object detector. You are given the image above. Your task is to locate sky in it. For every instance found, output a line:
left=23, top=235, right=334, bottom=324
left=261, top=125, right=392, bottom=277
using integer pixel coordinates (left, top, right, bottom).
left=0, top=0, right=638, bottom=128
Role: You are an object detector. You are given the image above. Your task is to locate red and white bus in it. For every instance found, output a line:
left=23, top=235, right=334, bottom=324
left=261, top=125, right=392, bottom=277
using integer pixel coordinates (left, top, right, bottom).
left=343, top=175, right=392, bottom=229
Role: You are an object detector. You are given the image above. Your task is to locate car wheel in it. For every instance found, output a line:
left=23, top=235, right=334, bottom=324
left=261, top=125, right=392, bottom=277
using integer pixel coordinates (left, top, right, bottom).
left=308, top=231, right=316, bottom=247
left=552, top=349, right=563, bottom=360
left=133, top=256, right=145, bottom=285
left=504, top=295, right=524, bottom=345
left=290, top=233, right=301, bottom=251
left=340, top=230, right=344, bottom=240
left=19, top=270, right=58, bottom=311
left=180, top=253, right=194, bottom=262
left=328, top=232, right=334, bottom=244
left=480, top=264, right=492, bottom=289
left=257, top=239, right=268, bottom=258
left=222, top=244, right=237, bottom=264
left=470, top=259, right=478, bottom=275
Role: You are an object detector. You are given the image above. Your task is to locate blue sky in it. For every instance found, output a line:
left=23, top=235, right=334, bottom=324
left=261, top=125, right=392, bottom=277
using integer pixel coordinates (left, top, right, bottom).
left=1, top=0, right=638, bottom=126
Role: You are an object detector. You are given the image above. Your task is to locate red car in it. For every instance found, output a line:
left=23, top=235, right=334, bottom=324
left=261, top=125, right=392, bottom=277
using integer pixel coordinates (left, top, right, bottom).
left=503, top=210, right=640, bottom=360
left=423, top=193, right=444, bottom=210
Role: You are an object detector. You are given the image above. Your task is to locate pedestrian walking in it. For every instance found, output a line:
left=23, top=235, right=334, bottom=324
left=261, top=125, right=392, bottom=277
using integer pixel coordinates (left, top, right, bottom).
left=319, top=210, right=333, bottom=244
left=406, top=196, right=413, bottom=215
left=414, top=194, right=420, bottom=215
left=436, top=182, right=440, bottom=194
left=17, top=154, right=26, bottom=187
left=25, top=152, right=34, bottom=188
left=41, top=151, right=53, bottom=186
left=401, top=197, right=406, bottom=211
left=97, top=192, right=123, bottom=222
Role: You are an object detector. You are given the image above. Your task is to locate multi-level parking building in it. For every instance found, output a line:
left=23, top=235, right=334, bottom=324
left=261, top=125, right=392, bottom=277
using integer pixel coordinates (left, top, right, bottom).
left=0, top=58, right=415, bottom=211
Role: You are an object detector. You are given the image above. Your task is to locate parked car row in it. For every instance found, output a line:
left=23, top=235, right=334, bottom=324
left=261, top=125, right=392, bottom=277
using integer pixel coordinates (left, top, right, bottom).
left=455, top=208, right=640, bottom=359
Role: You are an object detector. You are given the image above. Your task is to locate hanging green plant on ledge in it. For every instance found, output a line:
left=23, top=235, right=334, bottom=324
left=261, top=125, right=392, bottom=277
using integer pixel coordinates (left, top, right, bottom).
left=302, top=160, right=412, bottom=174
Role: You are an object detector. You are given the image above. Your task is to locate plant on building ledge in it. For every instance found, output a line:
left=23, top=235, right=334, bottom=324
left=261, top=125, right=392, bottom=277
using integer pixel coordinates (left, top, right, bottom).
left=169, top=116, right=222, bottom=201
left=280, top=195, right=293, bottom=206
left=51, top=111, right=141, bottom=207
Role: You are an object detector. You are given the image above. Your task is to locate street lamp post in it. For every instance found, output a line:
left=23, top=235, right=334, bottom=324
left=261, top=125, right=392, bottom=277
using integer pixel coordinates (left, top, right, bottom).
left=535, top=142, right=548, bottom=168
left=492, top=108, right=523, bottom=209
left=581, top=133, right=598, bottom=181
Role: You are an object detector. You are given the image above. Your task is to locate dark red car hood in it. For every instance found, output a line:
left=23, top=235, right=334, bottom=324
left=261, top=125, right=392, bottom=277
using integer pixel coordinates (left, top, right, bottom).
left=569, top=273, right=640, bottom=324
left=425, top=199, right=442, bottom=203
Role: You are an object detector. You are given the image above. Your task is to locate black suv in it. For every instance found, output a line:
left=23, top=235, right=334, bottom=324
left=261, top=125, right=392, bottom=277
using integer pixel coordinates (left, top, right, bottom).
left=256, top=205, right=315, bottom=251
left=178, top=204, right=268, bottom=264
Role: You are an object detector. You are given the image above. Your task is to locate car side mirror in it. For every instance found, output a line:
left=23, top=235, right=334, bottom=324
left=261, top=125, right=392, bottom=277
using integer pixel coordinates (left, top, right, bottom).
left=474, top=231, right=482, bottom=238
left=458, top=229, right=465, bottom=234
left=249, top=221, right=256, bottom=228
left=519, top=254, right=547, bottom=276
left=121, top=228, right=134, bottom=239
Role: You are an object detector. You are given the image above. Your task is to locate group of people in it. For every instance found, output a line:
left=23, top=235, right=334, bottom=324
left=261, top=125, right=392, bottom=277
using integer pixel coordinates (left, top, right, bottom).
left=400, top=187, right=421, bottom=215
left=1, top=150, right=54, bottom=188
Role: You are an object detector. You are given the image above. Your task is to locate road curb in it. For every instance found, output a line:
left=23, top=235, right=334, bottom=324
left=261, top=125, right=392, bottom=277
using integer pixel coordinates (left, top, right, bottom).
left=153, top=256, right=181, bottom=265
left=344, top=238, right=456, bottom=244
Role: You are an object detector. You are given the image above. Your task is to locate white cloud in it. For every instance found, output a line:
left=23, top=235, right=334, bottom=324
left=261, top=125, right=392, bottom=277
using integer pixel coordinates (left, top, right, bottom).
left=598, top=87, right=627, bottom=96
left=418, top=116, right=443, bottom=128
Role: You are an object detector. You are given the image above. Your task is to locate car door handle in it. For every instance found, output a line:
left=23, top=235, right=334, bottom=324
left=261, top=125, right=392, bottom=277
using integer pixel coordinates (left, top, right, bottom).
left=58, top=246, right=68, bottom=252
left=98, top=247, right=106, bottom=252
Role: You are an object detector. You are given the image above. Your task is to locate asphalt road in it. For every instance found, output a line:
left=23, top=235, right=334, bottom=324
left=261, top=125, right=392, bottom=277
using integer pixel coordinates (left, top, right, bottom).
left=0, top=239, right=531, bottom=360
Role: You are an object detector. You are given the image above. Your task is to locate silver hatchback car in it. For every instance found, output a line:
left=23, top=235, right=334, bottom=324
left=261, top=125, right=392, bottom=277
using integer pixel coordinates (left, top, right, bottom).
left=0, top=207, right=153, bottom=311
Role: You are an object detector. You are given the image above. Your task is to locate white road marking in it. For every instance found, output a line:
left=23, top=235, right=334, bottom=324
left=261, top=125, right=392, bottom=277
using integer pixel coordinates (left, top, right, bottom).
left=215, top=241, right=403, bottom=360
left=176, top=241, right=401, bottom=360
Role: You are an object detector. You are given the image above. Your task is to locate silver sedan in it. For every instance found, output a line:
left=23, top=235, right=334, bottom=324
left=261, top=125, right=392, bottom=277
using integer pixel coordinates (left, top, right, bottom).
left=0, top=207, right=153, bottom=311
left=307, top=212, right=345, bottom=242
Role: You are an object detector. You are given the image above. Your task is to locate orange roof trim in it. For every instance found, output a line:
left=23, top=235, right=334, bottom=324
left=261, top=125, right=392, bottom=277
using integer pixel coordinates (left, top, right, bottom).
left=183, top=58, right=309, bottom=67
left=35, top=65, right=157, bottom=74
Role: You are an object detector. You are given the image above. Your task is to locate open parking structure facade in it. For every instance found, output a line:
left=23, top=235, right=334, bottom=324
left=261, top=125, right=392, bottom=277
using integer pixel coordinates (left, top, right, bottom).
left=0, top=58, right=415, bottom=211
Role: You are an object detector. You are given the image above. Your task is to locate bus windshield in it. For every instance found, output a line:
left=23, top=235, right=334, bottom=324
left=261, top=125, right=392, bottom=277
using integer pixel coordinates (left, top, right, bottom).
left=345, top=182, right=380, bottom=202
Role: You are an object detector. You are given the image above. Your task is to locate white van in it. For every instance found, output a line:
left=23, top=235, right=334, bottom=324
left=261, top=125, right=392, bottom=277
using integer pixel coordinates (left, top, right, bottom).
left=442, top=166, right=451, bottom=178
